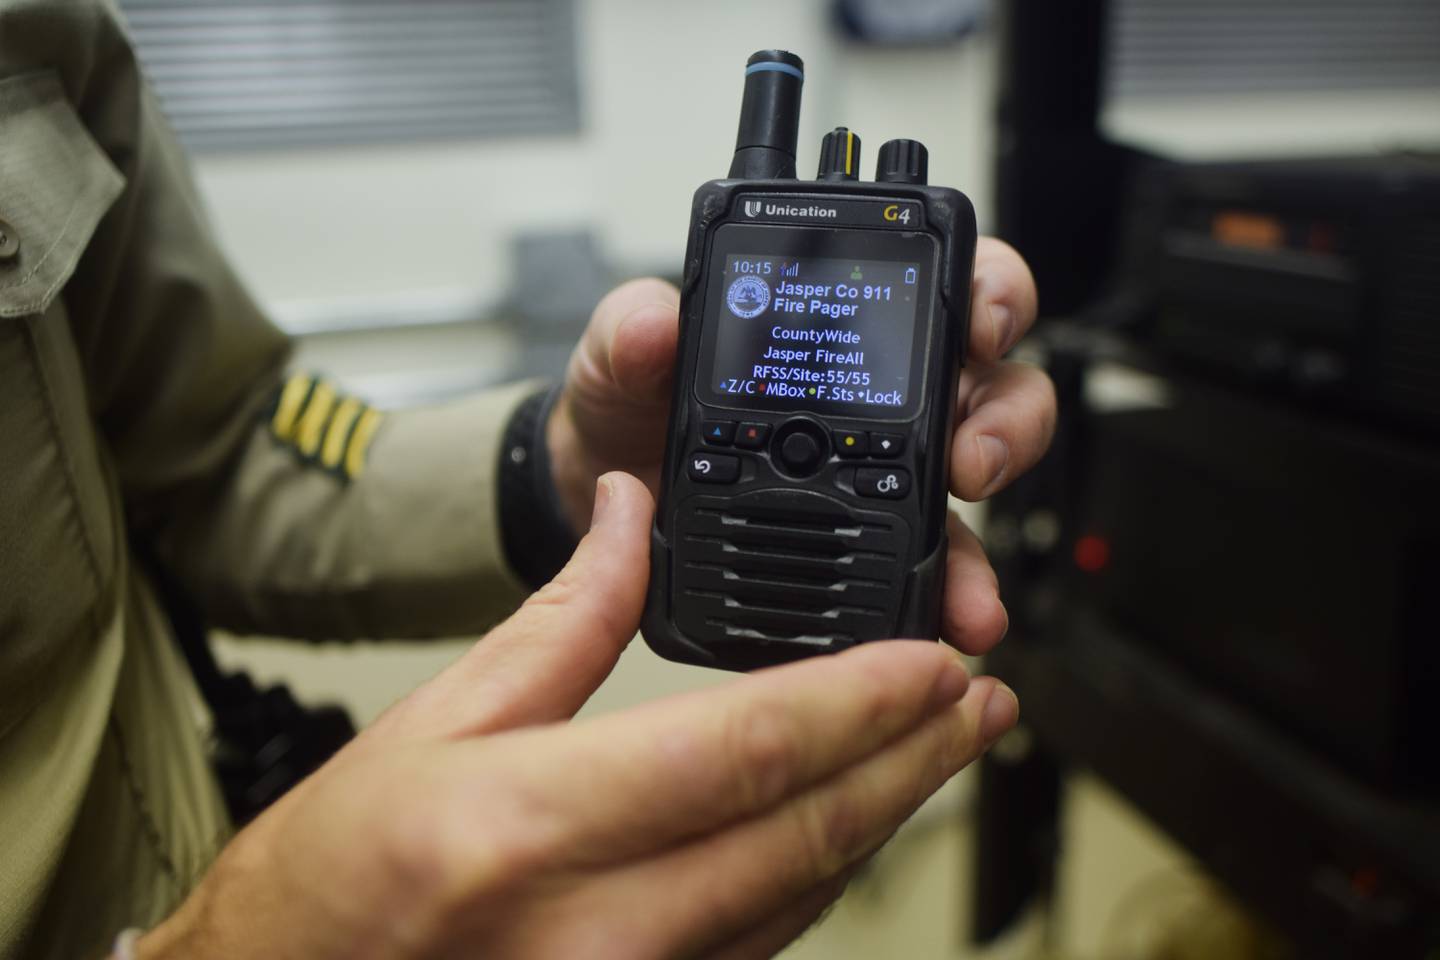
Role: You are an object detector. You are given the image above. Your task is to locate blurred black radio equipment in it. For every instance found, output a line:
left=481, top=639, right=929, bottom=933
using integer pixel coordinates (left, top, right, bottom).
left=1065, top=368, right=1440, bottom=792
left=1113, top=154, right=1440, bottom=436
left=973, top=2, right=1440, bottom=956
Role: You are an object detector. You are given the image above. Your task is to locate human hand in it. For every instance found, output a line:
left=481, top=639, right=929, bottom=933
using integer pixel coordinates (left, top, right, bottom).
left=136, top=473, right=1017, bottom=959
left=548, top=239, right=1053, bottom=655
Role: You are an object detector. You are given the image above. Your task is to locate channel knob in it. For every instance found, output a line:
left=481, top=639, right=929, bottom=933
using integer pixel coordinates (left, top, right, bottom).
left=876, top=139, right=929, bottom=185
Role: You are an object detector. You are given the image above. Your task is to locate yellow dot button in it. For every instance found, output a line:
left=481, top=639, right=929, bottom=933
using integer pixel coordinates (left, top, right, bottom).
left=834, top=431, right=868, bottom=458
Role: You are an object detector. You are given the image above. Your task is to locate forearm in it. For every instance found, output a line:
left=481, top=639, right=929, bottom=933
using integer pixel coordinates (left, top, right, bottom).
left=154, top=379, right=539, bottom=640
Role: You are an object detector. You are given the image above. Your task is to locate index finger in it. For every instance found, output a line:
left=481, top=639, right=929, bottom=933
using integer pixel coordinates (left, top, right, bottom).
left=968, top=237, right=1039, bottom=363
left=475, top=640, right=971, bottom=863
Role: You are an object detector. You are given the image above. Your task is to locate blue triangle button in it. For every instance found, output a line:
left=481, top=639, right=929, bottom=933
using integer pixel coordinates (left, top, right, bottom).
left=701, top=420, right=736, bottom=446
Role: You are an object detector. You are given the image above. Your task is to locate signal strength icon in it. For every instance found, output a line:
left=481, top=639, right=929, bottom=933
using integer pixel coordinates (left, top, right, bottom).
left=780, top=262, right=799, bottom=277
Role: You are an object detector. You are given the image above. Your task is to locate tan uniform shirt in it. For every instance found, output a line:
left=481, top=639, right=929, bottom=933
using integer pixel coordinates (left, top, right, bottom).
left=0, top=2, right=533, bottom=955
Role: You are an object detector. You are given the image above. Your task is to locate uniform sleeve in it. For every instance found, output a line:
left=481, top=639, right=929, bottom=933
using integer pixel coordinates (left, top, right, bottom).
left=5, top=0, right=532, bottom=639
left=156, top=377, right=540, bottom=639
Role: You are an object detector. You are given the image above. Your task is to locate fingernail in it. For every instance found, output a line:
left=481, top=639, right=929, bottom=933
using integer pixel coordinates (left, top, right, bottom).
left=997, top=596, right=1010, bottom=642
left=929, top=658, right=971, bottom=710
left=976, top=435, right=1009, bottom=497
left=591, top=475, right=614, bottom=527
left=980, top=682, right=1020, bottom=745
left=989, top=302, right=1015, bottom=356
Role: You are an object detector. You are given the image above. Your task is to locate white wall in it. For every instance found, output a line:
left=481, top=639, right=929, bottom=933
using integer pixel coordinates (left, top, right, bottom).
left=1104, top=87, right=1440, bottom=160
left=193, top=1, right=996, bottom=320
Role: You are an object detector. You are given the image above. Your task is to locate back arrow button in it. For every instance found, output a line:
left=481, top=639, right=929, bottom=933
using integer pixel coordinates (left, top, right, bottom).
left=688, top=451, right=740, bottom=483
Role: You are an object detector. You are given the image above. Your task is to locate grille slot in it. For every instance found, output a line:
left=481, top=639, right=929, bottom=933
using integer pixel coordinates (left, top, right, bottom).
left=684, top=561, right=888, bottom=592
left=706, top=619, right=853, bottom=647
left=674, top=491, right=912, bottom=651
left=682, top=533, right=892, bottom=565
left=681, top=586, right=886, bottom=620
left=694, top=506, right=889, bottom=538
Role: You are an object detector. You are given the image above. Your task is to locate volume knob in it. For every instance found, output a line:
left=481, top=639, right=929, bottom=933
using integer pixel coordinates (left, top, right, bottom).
left=876, top=139, right=929, bottom=185
left=817, top=126, right=861, bottom=181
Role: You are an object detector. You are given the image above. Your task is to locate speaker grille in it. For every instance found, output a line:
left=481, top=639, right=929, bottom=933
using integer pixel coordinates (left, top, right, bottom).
left=673, top=491, right=909, bottom=650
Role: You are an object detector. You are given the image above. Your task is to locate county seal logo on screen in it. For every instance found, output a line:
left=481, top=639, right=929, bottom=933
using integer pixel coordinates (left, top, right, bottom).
left=726, top=276, right=770, bottom=319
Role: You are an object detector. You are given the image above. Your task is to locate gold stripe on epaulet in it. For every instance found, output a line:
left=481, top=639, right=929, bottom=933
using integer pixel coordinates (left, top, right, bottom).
left=320, top=396, right=364, bottom=470
left=268, top=372, right=380, bottom=481
left=271, top=373, right=314, bottom=442
left=344, top=407, right=384, bottom=480
left=294, top=380, right=337, bottom=457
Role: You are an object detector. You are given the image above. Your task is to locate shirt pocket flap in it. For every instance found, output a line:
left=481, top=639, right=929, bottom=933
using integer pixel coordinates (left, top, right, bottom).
left=0, top=70, right=126, bottom=319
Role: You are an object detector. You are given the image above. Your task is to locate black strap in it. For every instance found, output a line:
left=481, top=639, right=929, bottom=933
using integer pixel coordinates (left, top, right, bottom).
left=497, top=384, right=583, bottom=589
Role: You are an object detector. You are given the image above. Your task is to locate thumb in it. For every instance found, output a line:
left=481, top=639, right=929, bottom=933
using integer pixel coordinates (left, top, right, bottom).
left=374, top=471, right=655, bottom=741
left=577, top=277, right=680, bottom=407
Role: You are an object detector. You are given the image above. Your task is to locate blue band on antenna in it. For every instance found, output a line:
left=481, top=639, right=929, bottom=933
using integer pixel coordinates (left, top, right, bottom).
left=745, top=61, right=804, bottom=81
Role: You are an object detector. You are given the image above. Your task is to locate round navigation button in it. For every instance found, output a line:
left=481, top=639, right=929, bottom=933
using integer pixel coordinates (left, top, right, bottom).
left=772, top=419, right=829, bottom=477
left=781, top=432, right=820, bottom=468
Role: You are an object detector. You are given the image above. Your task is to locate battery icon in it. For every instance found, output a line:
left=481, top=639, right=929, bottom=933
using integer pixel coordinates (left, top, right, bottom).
left=904, top=267, right=917, bottom=285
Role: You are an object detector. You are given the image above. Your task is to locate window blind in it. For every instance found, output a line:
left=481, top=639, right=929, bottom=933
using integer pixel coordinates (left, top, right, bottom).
left=1106, top=0, right=1440, bottom=98
left=118, top=0, right=580, bottom=151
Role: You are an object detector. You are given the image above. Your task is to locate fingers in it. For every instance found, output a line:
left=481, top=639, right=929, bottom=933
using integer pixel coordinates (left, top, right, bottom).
left=950, top=361, right=1057, bottom=501
left=940, top=512, right=1008, bottom=655
left=574, top=277, right=680, bottom=407
left=371, top=472, right=654, bottom=741
left=951, top=239, right=1054, bottom=502
left=473, top=641, right=971, bottom=862
left=601, top=677, right=1020, bottom=958
left=969, top=237, right=1039, bottom=363
left=696, top=871, right=854, bottom=960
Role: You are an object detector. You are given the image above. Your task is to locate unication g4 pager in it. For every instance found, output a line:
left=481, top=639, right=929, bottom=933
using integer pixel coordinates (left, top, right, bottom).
left=641, top=49, right=977, bottom=672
